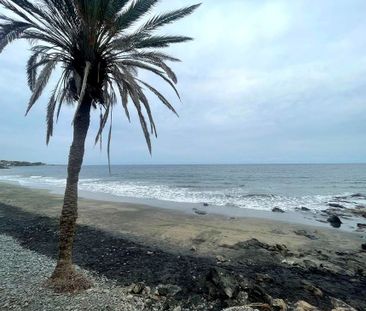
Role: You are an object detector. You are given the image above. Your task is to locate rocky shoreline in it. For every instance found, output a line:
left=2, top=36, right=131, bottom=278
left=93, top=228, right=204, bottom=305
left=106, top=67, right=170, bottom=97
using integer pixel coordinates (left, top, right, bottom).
left=268, top=192, right=366, bottom=233
left=0, top=160, right=46, bottom=169
left=0, top=201, right=365, bottom=311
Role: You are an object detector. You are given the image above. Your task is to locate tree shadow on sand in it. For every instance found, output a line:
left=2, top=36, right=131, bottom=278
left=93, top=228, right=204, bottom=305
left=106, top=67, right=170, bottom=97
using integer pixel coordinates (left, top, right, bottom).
left=0, top=203, right=365, bottom=310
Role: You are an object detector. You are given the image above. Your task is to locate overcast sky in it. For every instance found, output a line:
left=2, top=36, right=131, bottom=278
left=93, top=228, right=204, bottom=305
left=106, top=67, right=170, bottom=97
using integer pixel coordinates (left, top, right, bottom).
left=1, top=0, right=366, bottom=165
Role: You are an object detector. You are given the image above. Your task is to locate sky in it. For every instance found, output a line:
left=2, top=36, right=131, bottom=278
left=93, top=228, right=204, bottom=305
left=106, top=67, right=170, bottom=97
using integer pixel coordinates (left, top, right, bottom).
left=1, top=0, right=366, bottom=165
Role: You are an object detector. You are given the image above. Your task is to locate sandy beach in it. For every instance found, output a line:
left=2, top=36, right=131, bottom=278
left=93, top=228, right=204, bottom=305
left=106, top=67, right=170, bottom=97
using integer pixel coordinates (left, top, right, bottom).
left=0, top=182, right=365, bottom=310
left=1, top=0, right=366, bottom=309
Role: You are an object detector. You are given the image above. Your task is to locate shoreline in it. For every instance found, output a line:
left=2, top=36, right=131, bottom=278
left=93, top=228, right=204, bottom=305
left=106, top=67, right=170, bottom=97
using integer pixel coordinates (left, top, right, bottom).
left=0, top=181, right=364, bottom=253
left=0, top=182, right=365, bottom=310
left=0, top=178, right=365, bottom=234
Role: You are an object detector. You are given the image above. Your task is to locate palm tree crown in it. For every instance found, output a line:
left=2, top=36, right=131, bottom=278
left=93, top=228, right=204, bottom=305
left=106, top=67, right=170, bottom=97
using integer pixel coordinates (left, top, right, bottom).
left=0, top=0, right=200, bottom=153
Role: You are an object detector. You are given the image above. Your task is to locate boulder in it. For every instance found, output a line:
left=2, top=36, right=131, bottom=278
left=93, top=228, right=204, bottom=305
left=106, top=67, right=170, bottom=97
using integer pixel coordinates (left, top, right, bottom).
left=206, top=267, right=240, bottom=299
left=203, top=202, right=209, bottom=206
left=129, top=282, right=145, bottom=294
left=294, top=300, right=319, bottom=311
left=272, top=207, right=285, bottom=213
left=234, top=238, right=270, bottom=250
left=247, top=303, right=271, bottom=311
left=255, top=273, right=273, bottom=283
left=330, top=297, right=357, bottom=311
left=247, top=285, right=273, bottom=305
left=348, top=208, right=366, bottom=218
left=222, top=307, right=259, bottom=311
left=272, top=299, right=287, bottom=311
left=362, top=243, right=366, bottom=251
left=350, top=193, right=366, bottom=199
left=301, top=280, right=323, bottom=297
left=293, top=230, right=318, bottom=240
left=236, top=291, right=249, bottom=305
left=327, top=215, right=342, bottom=228
left=143, top=286, right=151, bottom=295
left=156, top=284, right=181, bottom=297
left=216, top=255, right=226, bottom=262
left=328, top=203, right=346, bottom=209
left=356, top=223, right=366, bottom=229
left=193, top=208, right=207, bottom=215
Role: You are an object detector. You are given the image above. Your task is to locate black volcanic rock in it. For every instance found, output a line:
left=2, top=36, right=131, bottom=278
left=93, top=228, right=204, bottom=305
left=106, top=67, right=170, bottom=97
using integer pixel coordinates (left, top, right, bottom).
left=327, top=215, right=342, bottom=228
left=328, top=203, right=346, bottom=209
left=272, top=207, right=285, bottom=213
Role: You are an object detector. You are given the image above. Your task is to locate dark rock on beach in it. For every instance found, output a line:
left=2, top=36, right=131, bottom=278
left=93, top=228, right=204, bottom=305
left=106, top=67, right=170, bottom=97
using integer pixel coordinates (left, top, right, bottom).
left=129, top=282, right=146, bottom=294
left=247, top=285, right=273, bottom=305
left=350, top=193, right=366, bottom=199
left=328, top=203, right=345, bottom=209
left=205, top=267, right=241, bottom=299
left=272, top=207, right=285, bottom=213
left=293, top=300, right=318, bottom=310
left=272, top=298, right=287, bottom=311
left=331, top=297, right=358, bottom=311
left=156, top=284, right=182, bottom=297
left=348, top=207, right=366, bottom=218
left=293, top=230, right=318, bottom=240
left=327, top=215, right=342, bottom=228
left=301, top=280, right=323, bottom=298
left=193, top=208, right=208, bottom=216
left=222, top=307, right=258, bottom=311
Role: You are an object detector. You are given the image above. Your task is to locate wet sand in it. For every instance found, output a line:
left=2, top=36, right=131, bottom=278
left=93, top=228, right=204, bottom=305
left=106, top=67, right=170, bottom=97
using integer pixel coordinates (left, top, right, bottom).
left=0, top=182, right=365, bottom=310
left=0, top=182, right=363, bottom=254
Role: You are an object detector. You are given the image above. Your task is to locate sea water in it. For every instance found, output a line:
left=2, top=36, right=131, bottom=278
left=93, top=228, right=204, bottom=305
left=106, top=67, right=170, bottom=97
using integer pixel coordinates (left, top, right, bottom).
left=0, top=164, right=365, bottom=212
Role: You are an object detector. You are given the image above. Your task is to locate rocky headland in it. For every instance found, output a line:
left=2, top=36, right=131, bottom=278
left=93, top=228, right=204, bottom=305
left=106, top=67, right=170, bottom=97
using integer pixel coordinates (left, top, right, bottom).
left=0, top=160, right=46, bottom=169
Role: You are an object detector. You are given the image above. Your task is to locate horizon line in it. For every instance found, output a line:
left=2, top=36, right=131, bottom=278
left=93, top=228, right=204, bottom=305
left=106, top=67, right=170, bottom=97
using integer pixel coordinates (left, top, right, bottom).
left=47, top=162, right=366, bottom=166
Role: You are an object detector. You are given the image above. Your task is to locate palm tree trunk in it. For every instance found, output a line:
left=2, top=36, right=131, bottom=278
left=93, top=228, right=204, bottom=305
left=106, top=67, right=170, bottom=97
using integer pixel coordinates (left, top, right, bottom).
left=50, top=96, right=92, bottom=290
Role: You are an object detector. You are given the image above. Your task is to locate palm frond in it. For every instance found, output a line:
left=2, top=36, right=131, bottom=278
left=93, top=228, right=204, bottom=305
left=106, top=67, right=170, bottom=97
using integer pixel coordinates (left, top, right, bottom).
left=105, top=0, right=130, bottom=20
left=114, top=0, right=158, bottom=32
left=46, top=87, right=58, bottom=144
left=135, top=35, right=193, bottom=49
left=26, top=59, right=57, bottom=115
left=115, top=80, right=130, bottom=121
left=139, top=4, right=201, bottom=32
left=0, top=20, right=32, bottom=52
left=138, top=79, right=178, bottom=116
left=107, top=105, right=113, bottom=174
left=26, top=52, right=39, bottom=91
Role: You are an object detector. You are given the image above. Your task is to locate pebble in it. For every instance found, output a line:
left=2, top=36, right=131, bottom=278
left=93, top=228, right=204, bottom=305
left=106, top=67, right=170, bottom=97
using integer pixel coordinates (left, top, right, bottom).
left=216, top=255, right=226, bottom=262
left=0, top=234, right=161, bottom=311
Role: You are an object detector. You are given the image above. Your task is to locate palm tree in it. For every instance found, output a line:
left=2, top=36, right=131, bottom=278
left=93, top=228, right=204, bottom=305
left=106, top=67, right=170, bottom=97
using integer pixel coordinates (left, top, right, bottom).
left=0, top=0, right=199, bottom=291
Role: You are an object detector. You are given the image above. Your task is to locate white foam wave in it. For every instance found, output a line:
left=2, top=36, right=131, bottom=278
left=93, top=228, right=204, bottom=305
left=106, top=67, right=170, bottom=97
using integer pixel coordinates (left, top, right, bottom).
left=77, top=180, right=339, bottom=211
left=0, top=174, right=362, bottom=211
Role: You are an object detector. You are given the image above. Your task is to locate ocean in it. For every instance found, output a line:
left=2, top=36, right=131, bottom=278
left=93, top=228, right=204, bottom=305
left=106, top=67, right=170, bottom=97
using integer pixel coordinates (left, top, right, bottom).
left=0, top=164, right=365, bottom=212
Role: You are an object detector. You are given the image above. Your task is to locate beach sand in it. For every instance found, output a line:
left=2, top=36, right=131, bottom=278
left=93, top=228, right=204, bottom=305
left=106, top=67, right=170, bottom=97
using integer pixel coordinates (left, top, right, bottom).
left=0, top=182, right=365, bottom=310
